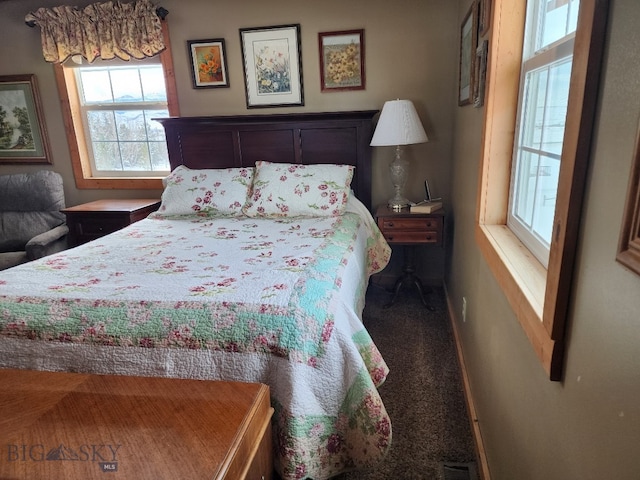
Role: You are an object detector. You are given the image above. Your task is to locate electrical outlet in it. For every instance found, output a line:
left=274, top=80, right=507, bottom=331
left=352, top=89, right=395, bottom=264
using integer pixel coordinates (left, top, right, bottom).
left=462, top=297, right=467, bottom=323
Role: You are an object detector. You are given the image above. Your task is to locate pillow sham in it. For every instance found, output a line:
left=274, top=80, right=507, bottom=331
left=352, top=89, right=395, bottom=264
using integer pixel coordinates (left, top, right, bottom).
left=242, top=161, right=354, bottom=218
left=156, top=165, right=253, bottom=216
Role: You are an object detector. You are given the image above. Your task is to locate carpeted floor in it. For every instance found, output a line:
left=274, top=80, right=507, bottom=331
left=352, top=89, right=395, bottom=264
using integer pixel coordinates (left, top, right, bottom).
left=336, top=283, right=478, bottom=480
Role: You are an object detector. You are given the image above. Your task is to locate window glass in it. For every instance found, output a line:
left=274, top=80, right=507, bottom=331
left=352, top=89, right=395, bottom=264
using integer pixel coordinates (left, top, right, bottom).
left=509, top=0, right=579, bottom=266
left=532, top=0, right=580, bottom=54
left=76, top=64, right=170, bottom=176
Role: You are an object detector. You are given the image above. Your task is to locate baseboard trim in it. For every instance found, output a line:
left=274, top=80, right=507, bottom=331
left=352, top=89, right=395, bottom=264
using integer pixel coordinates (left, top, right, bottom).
left=444, top=284, right=492, bottom=480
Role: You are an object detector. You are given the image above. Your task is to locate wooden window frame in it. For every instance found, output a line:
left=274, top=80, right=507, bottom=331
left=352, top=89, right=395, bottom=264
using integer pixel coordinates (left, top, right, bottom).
left=476, top=0, right=608, bottom=380
left=54, top=22, right=179, bottom=190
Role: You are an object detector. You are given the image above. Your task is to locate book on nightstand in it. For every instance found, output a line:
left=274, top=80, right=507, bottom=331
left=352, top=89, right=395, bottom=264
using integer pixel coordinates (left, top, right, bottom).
left=410, top=201, right=442, bottom=213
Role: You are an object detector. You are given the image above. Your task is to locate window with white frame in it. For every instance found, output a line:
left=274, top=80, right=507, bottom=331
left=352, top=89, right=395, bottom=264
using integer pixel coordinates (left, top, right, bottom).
left=74, top=62, right=170, bottom=177
left=508, top=0, right=579, bottom=267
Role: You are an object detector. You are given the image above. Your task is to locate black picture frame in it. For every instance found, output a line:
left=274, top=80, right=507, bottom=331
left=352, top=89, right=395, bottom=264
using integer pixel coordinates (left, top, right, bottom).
left=187, top=38, right=230, bottom=89
left=239, top=24, right=304, bottom=108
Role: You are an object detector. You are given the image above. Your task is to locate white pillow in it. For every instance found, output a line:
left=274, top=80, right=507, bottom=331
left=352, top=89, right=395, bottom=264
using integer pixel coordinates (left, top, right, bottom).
left=242, top=161, right=354, bottom=217
left=156, top=165, right=253, bottom=216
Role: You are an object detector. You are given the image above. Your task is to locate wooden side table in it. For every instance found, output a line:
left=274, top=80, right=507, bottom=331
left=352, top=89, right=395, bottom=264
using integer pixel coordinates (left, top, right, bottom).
left=376, top=205, right=444, bottom=308
left=62, top=198, right=161, bottom=247
left=0, top=369, right=273, bottom=480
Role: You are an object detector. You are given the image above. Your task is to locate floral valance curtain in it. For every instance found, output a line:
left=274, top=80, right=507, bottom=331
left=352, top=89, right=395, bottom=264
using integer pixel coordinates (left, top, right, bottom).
left=25, top=0, right=166, bottom=64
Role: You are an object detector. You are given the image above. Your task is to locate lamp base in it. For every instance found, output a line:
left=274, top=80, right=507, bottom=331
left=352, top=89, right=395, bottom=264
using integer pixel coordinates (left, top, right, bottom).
left=388, top=145, right=410, bottom=210
left=387, top=197, right=411, bottom=210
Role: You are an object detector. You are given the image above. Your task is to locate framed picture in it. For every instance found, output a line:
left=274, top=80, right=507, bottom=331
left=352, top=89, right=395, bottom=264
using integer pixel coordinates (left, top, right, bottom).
left=187, top=39, right=230, bottom=88
left=0, top=74, right=51, bottom=164
left=318, top=29, right=365, bottom=92
left=239, top=24, right=304, bottom=108
left=616, top=121, right=640, bottom=276
left=473, top=40, right=489, bottom=108
left=478, top=0, right=492, bottom=37
left=458, top=3, right=477, bottom=106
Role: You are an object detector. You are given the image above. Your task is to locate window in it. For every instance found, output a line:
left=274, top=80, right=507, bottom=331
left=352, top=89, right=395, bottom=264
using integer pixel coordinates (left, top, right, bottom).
left=509, top=0, right=579, bottom=267
left=476, top=0, right=608, bottom=380
left=75, top=63, right=170, bottom=177
left=54, top=22, right=179, bottom=190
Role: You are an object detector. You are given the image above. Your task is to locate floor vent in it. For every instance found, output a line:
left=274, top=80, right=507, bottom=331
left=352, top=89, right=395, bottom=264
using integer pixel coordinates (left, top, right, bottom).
left=441, top=462, right=478, bottom=480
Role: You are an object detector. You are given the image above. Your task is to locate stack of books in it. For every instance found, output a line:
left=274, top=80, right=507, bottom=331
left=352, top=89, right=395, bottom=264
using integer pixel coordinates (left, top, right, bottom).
left=409, top=201, right=442, bottom=213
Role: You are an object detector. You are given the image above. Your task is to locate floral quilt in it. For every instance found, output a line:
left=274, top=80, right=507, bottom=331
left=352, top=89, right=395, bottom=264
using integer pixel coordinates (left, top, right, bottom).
left=0, top=201, right=391, bottom=480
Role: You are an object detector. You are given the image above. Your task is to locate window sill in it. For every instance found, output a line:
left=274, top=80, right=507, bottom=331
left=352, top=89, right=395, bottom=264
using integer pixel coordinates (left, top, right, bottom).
left=475, top=223, right=559, bottom=375
left=74, top=176, right=164, bottom=190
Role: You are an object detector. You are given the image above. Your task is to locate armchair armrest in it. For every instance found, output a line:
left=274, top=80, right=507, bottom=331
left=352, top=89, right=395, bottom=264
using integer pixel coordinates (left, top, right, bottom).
left=25, top=224, right=70, bottom=260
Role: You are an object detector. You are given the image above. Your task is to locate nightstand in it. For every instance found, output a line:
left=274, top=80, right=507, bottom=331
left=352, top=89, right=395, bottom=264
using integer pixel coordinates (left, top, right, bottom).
left=376, top=205, right=444, bottom=308
left=62, top=198, right=161, bottom=247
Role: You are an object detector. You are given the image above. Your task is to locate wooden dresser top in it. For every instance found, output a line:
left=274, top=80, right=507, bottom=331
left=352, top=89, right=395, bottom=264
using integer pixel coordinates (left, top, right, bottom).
left=0, top=369, right=272, bottom=480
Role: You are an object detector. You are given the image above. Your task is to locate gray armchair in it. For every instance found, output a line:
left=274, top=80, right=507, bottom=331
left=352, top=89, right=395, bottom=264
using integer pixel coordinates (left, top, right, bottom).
left=0, top=170, right=69, bottom=270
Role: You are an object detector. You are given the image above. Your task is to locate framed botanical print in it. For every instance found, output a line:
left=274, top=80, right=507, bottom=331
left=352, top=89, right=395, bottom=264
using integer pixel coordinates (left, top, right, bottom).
left=239, top=24, right=304, bottom=108
left=0, top=74, right=51, bottom=164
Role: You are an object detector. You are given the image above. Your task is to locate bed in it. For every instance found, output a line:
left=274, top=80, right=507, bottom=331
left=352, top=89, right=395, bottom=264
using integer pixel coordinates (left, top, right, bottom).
left=0, top=110, right=391, bottom=480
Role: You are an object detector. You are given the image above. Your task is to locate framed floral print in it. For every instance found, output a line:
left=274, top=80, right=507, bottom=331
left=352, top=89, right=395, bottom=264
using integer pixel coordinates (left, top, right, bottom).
left=473, top=39, right=488, bottom=107
left=0, top=74, right=51, bottom=164
left=318, top=29, right=365, bottom=92
left=187, top=38, right=230, bottom=88
left=617, top=121, right=640, bottom=276
left=458, top=3, right=477, bottom=106
left=239, top=24, right=304, bottom=108
left=478, top=0, right=492, bottom=37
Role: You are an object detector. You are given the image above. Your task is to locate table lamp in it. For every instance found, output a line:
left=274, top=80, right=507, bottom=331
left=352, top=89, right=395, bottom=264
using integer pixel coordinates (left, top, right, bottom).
left=370, top=99, right=429, bottom=209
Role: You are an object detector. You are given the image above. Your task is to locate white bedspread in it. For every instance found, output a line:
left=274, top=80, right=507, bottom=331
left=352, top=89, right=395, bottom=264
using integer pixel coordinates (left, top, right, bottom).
left=0, top=199, right=391, bottom=480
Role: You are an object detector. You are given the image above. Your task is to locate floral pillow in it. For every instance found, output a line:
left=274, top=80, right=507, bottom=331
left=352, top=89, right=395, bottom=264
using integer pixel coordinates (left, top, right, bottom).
left=156, top=165, right=253, bottom=216
left=242, top=161, right=354, bottom=217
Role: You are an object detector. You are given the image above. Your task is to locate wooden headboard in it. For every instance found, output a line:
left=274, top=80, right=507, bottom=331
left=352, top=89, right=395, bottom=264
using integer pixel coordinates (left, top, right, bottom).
left=155, top=110, right=378, bottom=211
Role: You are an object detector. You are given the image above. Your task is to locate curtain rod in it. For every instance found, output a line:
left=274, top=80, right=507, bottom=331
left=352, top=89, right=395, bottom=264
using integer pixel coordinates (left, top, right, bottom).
left=25, top=5, right=168, bottom=27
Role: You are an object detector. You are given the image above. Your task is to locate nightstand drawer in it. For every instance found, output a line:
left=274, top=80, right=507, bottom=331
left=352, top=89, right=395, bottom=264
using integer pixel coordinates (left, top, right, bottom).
left=383, top=231, right=440, bottom=244
left=74, top=216, right=129, bottom=237
left=380, top=217, right=441, bottom=231
left=376, top=206, right=444, bottom=246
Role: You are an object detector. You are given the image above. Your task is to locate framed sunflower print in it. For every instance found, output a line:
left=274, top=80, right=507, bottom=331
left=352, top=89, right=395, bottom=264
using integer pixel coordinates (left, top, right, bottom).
left=239, top=24, right=304, bottom=108
left=319, top=29, right=365, bottom=92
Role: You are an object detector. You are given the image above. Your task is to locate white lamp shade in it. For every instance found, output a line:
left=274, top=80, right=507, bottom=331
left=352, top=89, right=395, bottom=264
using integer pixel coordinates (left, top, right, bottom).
left=370, top=99, right=428, bottom=146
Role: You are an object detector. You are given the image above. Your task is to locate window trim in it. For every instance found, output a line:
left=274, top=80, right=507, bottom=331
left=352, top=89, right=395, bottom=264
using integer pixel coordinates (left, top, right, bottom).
left=476, top=0, right=608, bottom=380
left=54, top=21, right=179, bottom=190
